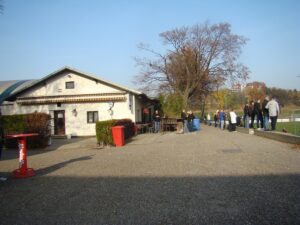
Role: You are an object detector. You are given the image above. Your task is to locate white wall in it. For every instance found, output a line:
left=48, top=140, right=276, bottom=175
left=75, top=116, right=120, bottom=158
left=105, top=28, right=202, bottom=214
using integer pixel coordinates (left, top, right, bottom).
left=19, top=71, right=123, bottom=98
left=1, top=100, right=136, bottom=136
left=0, top=71, right=151, bottom=136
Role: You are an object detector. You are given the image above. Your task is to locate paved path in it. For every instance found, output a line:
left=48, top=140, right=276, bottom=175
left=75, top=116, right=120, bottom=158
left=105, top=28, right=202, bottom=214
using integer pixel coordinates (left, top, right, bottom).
left=0, top=126, right=300, bottom=225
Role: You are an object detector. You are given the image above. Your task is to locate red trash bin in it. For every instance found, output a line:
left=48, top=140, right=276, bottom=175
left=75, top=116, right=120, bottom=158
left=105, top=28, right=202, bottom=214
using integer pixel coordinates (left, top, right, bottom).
left=111, top=126, right=125, bottom=147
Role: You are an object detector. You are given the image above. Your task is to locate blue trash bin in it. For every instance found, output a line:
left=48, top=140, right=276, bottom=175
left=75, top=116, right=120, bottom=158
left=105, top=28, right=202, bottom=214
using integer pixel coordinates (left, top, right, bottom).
left=193, top=118, right=200, bottom=131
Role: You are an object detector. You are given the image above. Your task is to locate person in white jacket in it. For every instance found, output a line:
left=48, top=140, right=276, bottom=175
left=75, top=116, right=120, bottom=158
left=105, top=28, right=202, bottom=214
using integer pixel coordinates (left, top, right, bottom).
left=229, top=109, right=237, bottom=132
left=265, top=96, right=280, bottom=131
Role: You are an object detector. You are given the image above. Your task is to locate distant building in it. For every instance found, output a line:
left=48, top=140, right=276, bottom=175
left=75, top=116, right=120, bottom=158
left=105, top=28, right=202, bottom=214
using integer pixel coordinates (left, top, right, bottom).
left=246, top=81, right=266, bottom=90
left=231, top=83, right=246, bottom=93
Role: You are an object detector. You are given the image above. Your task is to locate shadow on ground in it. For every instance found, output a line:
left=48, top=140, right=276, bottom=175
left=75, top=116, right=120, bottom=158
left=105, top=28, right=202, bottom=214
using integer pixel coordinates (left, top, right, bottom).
left=1, top=137, right=97, bottom=161
left=0, top=173, right=299, bottom=225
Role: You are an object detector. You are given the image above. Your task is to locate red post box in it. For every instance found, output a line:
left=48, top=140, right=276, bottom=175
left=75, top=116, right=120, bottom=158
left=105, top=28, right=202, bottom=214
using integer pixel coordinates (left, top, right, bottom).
left=6, top=133, right=39, bottom=178
left=111, top=126, right=125, bottom=147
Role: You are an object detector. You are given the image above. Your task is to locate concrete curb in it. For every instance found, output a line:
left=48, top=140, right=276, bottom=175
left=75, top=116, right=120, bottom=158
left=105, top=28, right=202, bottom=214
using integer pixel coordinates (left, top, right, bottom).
left=236, top=127, right=300, bottom=144
left=254, top=130, right=300, bottom=145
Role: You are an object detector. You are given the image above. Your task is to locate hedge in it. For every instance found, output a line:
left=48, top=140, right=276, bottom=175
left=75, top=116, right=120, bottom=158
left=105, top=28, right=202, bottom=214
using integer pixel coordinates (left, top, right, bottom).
left=95, top=120, right=116, bottom=146
left=95, top=119, right=135, bottom=146
left=1, top=113, right=51, bottom=149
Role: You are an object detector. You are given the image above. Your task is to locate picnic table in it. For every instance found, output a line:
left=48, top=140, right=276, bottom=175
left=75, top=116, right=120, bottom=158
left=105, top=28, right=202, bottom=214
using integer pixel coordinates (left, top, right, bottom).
left=160, top=118, right=180, bottom=132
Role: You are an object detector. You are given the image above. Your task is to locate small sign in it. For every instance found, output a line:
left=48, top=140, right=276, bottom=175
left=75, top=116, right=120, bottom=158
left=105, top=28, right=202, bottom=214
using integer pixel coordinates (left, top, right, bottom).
left=58, top=113, right=63, bottom=118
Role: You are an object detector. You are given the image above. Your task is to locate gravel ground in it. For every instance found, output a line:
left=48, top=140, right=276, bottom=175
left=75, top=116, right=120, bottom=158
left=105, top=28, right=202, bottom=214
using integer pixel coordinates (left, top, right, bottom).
left=0, top=126, right=300, bottom=225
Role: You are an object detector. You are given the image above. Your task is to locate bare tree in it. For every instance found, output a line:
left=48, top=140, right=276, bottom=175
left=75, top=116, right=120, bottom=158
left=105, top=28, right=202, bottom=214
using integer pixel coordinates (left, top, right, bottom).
left=135, top=22, right=249, bottom=109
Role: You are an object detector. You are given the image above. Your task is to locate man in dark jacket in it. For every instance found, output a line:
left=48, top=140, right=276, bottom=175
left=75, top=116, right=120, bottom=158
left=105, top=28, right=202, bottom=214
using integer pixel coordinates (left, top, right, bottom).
left=243, top=103, right=250, bottom=128
left=181, top=109, right=188, bottom=133
left=153, top=110, right=161, bottom=133
left=254, top=100, right=263, bottom=129
left=250, top=101, right=255, bottom=128
left=262, top=96, right=270, bottom=130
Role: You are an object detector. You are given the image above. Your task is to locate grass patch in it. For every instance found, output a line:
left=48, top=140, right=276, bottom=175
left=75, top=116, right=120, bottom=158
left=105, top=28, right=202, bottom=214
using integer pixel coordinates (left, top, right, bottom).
left=276, top=122, right=300, bottom=136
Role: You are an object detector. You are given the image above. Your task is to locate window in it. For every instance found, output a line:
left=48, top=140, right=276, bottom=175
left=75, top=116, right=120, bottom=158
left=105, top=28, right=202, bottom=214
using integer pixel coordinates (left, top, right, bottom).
left=129, top=94, right=133, bottom=113
left=66, top=81, right=75, bottom=89
left=87, top=111, right=98, bottom=123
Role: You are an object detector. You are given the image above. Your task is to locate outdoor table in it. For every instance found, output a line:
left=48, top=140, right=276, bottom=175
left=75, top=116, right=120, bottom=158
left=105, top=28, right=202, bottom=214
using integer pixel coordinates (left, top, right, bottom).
left=5, top=133, right=39, bottom=178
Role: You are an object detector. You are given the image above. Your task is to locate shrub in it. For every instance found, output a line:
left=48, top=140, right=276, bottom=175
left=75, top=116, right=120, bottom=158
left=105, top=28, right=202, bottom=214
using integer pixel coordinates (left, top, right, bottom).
left=96, top=120, right=116, bottom=146
left=1, top=113, right=51, bottom=149
left=95, top=119, right=135, bottom=146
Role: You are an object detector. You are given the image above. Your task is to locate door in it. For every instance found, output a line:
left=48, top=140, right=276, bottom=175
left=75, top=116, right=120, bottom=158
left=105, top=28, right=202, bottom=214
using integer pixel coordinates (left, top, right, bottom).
left=54, top=110, right=65, bottom=135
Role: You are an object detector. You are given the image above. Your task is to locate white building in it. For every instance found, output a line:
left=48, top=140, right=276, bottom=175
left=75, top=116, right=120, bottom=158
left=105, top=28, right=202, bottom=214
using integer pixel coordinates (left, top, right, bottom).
left=0, top=67, right=156, bottom=137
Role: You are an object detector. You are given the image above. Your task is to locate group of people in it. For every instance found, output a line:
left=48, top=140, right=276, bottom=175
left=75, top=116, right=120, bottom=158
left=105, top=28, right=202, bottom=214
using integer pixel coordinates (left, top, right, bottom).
left=152, top=109, right=196, bottom=134
left=153, top=96, right=280, bottom=134
left=210, top=109, right=238, bottom=132
left=243, top=96, right=280, bottom=131
left=181, top=109, right=195, bottom=133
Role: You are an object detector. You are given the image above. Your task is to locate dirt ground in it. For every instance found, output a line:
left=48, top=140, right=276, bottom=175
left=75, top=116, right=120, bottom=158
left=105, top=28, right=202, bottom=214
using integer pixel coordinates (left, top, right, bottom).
left=0, top=125, right=300, bottom=225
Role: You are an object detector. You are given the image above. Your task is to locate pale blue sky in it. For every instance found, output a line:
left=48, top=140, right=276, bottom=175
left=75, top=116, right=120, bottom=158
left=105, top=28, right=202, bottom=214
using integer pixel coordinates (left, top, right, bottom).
left=0, top=0, right=299, bottom=90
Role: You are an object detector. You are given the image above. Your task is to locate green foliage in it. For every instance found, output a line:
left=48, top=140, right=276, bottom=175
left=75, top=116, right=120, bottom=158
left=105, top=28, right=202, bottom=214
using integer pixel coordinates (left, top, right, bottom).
left=96, top=120, right=116, bottom=146
left=266, top=87, right=299, bottom=106
left=276, top=122, right=300, bottom=136
left=158, top=93, right=183, bottom=117
left=1, top=113, right=51, bottom=149
left=227, top=92, right=246, bottom=109
left=95, top=119, right=135, bottom=146
left=1, top=114, right=26, bottom=134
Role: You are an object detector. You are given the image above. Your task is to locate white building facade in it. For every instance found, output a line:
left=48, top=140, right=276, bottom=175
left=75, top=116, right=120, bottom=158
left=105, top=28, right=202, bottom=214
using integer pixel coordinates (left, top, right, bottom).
left=1, top=67, right=156, bottom=136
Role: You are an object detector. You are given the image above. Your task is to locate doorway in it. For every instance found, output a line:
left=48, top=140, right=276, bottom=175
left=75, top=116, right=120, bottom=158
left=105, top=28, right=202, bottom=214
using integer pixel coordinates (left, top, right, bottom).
left=54, top=110, right=65, bottom=135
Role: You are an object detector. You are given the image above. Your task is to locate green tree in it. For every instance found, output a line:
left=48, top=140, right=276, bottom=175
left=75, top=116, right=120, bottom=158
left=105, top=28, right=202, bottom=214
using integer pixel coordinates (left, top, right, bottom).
left=227, top=92, right=246, bottom=109
left=158, top=93, right=183, bottom=117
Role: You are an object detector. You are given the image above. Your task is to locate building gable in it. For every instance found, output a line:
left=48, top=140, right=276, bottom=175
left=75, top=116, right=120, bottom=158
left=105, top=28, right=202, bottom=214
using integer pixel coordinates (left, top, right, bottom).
left=18, top=71, right=125, bottom=98
left=6, top=67, right=143, bottom=103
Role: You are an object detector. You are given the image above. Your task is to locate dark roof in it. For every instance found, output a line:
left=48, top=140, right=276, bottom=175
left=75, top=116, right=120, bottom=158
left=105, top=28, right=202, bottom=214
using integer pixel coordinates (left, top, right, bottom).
left=0, top=80, right=36, bottom=104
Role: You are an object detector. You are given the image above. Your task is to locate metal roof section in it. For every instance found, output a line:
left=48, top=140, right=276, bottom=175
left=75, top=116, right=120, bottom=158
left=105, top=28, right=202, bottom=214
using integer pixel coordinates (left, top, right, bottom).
left=0, top=80, right=36, bottom=104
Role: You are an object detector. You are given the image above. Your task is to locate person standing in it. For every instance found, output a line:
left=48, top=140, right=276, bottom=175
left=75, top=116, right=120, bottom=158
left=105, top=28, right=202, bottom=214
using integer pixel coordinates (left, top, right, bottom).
left=265, top=96, right=280, bottom=131
left=243, top=103, right=250, bottom=128
left=229, top=109, right=237, bottom=132
left=262, top=96, right=270, bottom=131
left=214, top=110, right=219, bottom=128
left=187, top=110, right=195, bottom=132
left=153, top=110, right=161, bottom=133
left=207, top=113, right=211, bottom=126
left=219, top=109, right=225, bottom=130
left=181, top=109, right=188, bottom=133
left=253, top=100, right=259, bottom=128
left=254, top=100, right=263, bottom=129
left=250, top=101, right=255, bottom=128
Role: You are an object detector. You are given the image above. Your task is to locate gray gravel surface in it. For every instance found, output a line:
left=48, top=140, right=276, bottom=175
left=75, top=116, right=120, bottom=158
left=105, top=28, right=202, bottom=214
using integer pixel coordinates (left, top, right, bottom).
left=0, top=126, right=300, bottom=225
